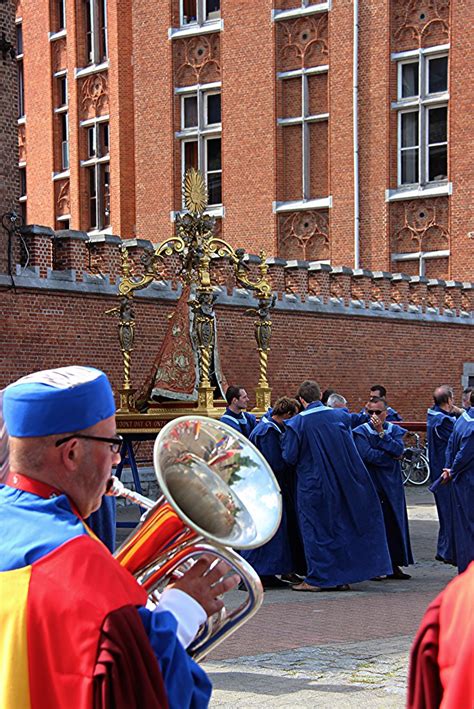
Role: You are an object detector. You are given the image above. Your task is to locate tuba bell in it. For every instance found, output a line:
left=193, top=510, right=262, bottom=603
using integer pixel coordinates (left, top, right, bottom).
left=107, top=416, right=282, bottom=660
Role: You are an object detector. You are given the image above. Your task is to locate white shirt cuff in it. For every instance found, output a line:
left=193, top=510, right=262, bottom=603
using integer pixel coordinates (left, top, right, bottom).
left=151, top=588, right=207, bottom=649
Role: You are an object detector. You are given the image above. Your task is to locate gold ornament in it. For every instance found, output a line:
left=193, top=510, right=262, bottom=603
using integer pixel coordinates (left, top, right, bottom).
left=184, top=168, right=208, bottom=215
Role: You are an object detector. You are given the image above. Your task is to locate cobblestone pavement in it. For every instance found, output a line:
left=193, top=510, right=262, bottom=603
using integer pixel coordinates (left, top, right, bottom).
left=200, top=487, right=457, bottom=708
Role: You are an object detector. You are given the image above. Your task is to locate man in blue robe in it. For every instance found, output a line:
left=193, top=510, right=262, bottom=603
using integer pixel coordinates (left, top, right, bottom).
left=354, top=397, right=413, bottom=579
left=442, top=390, right=474, bottom=574
left=426, top=385, right=458, bottom=565
left=241, top=397, right=304, bottom=588
left=327, top=392, right=370, bottom=429
left=369, top=385, right=403, bottom=422
left=220, top=385, right=257, bottom=438
left=282, top=380, right=392, bottom=591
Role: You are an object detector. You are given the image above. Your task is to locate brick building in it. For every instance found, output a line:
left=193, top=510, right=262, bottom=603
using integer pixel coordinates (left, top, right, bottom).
left=12, top=0, right=474, bottom=280
left=0, top=0, right=19, bottom=271
left=1, top=0, right=473, bottom=415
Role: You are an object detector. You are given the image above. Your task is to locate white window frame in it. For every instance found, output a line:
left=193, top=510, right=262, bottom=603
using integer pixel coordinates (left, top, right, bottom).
left=176, top=83, right=222, bottom=208
left=394, top=48, right=449, bottom=189
left=391, top=249, right=450, bottom=278
left=272, top=1, right=331, bottom=22
left=80, top=118, right=110, bottom=232
left=180, top=0, right=220, bottom=28
left=277, top=65, right=329, bottom=202
left=84, top=0, right=108, bottom=65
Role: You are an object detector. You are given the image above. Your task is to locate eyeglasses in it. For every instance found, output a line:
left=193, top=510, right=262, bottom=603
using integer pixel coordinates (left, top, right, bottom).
left=368, top=410, right=383, bottom=416
left=55, top=433, right=123, bottom=454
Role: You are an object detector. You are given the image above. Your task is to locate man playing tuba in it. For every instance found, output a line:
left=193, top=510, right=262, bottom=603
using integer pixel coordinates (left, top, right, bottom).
left=0, top=365, right=239, bottom=708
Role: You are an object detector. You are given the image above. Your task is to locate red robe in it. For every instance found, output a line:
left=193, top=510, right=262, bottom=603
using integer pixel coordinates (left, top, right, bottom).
left=408, top=562, right=474, bottom=709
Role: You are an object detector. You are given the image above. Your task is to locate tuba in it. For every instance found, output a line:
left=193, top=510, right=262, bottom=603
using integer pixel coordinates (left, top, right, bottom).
left=107, top=416, right=282, bottom=660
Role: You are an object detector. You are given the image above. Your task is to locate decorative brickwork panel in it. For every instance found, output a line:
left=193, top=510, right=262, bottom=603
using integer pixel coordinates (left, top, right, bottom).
left=391, top=198, right=449, bottom=254
left=52, top=38, right=67, bottom=73
left=281, top=125, right=302, bottom=201
left=391, top=0, right=450, bottom=51
left=174, top=34, right=220, bottom=87
left=309, top=121, right=328, bottom=197
left=18, top=124, right=26, bottom=162
left=55, top=180, right=70, bottom=216
left=277, top=13, right=328, bottom=71
left=80, top=73, right=109, bottom=120
left=278, top=210, right=329, bottom=261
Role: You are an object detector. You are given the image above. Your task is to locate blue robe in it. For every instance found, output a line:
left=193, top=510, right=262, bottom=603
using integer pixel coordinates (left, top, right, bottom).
left=240, top=416, right=294, bottom=575
left=281, top=402, right=392, bottom=587
left=426, top=405, right=456, bottom=563
left=353, top=422, right=413, bottom=568
left=86, top=495, right=116, bottom=552
left=445, top=408, right=474, bottom=574
left=220, top=408, right=257, bottom=439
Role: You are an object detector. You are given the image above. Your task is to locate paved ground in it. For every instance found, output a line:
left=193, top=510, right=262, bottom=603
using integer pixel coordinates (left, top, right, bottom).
left=201, top=486, right=456, bottom=707
left=117, top=484, right=456, bottom=707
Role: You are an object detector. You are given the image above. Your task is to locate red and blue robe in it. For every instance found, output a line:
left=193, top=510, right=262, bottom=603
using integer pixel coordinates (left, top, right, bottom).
left=0, top=479, right=211, bottom=708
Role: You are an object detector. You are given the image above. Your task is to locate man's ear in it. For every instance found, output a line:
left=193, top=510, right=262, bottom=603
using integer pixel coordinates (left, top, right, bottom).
left=58, top=439, right=81, bottom=471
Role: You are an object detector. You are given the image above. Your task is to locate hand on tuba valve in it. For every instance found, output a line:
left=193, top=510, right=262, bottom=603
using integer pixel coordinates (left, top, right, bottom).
left=107, top=416, right=282, bottom=661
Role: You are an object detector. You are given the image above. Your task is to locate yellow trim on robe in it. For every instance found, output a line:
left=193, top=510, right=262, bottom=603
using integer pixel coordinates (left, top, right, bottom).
left=0, top=565, right=32, bottom=709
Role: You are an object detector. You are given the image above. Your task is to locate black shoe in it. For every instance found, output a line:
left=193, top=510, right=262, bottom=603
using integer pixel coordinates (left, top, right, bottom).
left=387, top=566, right=411, bottom=580
left=281, top=573, right=304, bottom=584
left=260, top=575, right=289, bottom=589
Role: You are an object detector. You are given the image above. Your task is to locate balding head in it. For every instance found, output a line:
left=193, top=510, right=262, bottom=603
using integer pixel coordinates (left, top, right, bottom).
left=433, top=385, right=453, bottom=409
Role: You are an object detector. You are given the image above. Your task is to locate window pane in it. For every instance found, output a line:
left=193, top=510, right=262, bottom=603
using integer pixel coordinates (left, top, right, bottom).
left=183, top=96, right=198, bottom=128
left=206, top=93, right=221, bottom=125
left=184, top=141, right=198, bottom=171
left=401, top=62, right=419, bottom=98
left=99, top=122, right=109, bottom=156
left=182, top=0, right=197, bottom=23
left=89, top=167, right=97, bottom=229
left=207, top=138, right=221, bottom=171
left=88, top=127, right=96, bottom=157
left=401, top=148, right=419, bottom=184
left=428, top=56, right=448, bottom=94
left=102, top=166, right=111, bottom=227
left=207, top=173, right=222, bottom=205
left=58, top=0, right=66, bottom=31
left=16, top=24, right=23, bottom=54
left=206, top=0, right=220, bottom=20
left=59, top=77, right=67, bottom=106
left=429, top=145, right=447, bottom=181
left=401, top=112, right=418, bottom=148
left=428, top=107, right=447, bottom=144
left=19, top=168, right=27, bottom=197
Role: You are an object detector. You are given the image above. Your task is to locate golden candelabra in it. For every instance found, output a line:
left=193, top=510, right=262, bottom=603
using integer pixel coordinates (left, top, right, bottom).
left=109, top=168, right=275, bottom=414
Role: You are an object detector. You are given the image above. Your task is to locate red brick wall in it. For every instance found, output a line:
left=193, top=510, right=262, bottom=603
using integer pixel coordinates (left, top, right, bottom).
left=221, top=0, right=276, bottom=254
left=133, top=1, right=174, bottom=244
left=449, top=0, right=474, bottom=281
left=0, top=284, right=470, bottom=421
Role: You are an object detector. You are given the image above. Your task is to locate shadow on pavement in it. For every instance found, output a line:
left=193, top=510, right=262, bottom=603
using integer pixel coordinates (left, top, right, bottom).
left=207, top=670, right=366, bottom=696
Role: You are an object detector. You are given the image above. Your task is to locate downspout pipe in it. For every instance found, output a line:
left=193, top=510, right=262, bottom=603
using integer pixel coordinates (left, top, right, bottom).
left=353, top=0, right=360, bottom=269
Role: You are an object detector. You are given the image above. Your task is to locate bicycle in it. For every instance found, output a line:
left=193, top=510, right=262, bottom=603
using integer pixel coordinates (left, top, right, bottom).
left=401, top=432, right=430, bottom=486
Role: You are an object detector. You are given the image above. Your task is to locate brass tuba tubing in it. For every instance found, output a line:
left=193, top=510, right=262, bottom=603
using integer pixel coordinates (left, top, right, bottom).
left=107, top=416, right=282, bottom=660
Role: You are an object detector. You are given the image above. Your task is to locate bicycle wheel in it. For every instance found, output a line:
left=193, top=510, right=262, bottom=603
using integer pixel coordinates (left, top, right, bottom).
left=401, top=456, right=411, bottom=485
left=406, top=453, right=430, bottom=486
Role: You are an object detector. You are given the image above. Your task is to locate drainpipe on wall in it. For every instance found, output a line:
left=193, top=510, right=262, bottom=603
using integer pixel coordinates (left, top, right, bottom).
left=353, top=0, right=360, bottom=270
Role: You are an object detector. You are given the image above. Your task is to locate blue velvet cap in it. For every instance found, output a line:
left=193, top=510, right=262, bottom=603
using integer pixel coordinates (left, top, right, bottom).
left=3, top=366, right=116, bottom=437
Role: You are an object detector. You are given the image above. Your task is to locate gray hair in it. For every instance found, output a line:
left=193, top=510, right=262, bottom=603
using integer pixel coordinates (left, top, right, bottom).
left=327, top=393, right=347, bottom=408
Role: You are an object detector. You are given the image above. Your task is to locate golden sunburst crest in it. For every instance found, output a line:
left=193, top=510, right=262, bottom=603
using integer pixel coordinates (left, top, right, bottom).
left=183, top=168, right=208, bottom=215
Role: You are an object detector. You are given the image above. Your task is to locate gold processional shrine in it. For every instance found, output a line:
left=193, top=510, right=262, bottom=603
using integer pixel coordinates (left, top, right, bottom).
left=109, top=169, right=276, bottom=447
